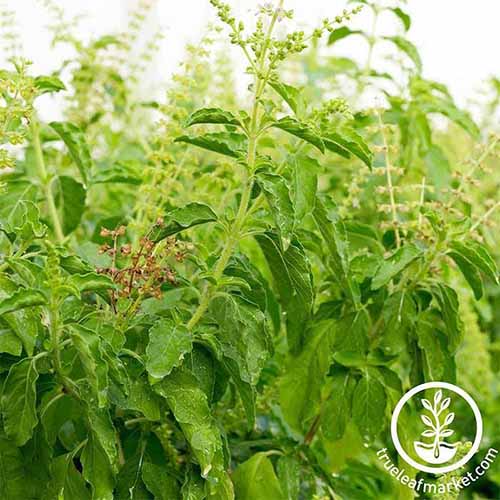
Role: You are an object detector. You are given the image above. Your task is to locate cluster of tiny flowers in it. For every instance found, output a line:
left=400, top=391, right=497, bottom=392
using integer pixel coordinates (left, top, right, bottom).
left=311, top=98, right=354, bottom=130
left=96, top=221, right=192, bottom=307
left=0, top=59, right=37, bottom=170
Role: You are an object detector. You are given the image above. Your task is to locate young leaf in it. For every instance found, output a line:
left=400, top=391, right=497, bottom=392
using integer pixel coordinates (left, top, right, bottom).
left=432, top=283, right=463, bottom=353
left=323, top=127, right=373, bottom=167
left=34, top=75, right=66, bottom=94
left=272, top=117, right=325, bottom=153
left=371, top=243, right=422, bottom=290
left=292, top=154, right=319, bottom=222
left=50, top=121, right=93, bottom=186
left=351, top=371, right=387, bottom=441
left=58, top=175, right=86, bottom=235
left=186, top=107, right=242, bottom=127
left=383, top=36, right=422, bottom=72
left=256, top=233, right=313, bottom=353
left=175, top=131, right=246, bottom=158
left=327, top=26, right=362, bottom=45
left=146, top=318, right=193, bottom=379
left=151, top=202, right=217, bottom=242
left=390, top=7, right=411, bottom=31
left=448, top=249, right=483, bottom=299
left=256, top=172, right=295, bottom=242
left=269, top=80, right=304, bottom=116
left=1, top=358, right=39, bottom=446
left=233, top=453, right=284, bottom=500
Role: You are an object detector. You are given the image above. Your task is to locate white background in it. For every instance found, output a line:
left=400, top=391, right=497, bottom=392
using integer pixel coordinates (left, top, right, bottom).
left=3, top=0, right=499, bottom=109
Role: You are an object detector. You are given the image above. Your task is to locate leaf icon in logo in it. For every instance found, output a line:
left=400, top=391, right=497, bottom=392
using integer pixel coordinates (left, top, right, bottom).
left=421, top=429, right=435, bottom=437
left=440, top=397, right=451, bottom=412
left=441, top=429, right=454, bottom=437
left=421, top=415, right=434, bottom=428
left=421, top=398, right=433, bottom=411
left=434, top=390, right=443, bottom=406
left=444, top=412, right=455, bottom=426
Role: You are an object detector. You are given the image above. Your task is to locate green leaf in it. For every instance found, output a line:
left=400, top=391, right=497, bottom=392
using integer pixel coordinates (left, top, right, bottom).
left=181, top=468, right=206, bottom=500
left=276, top=455, right=300, bottom=500
left=256, top=233, right=313, bottom=353
left=92, top=35, right=124, bottom=50
left=1, top=358, right=39, bottom=446
left=151, top=203, right=217, bottom=242
left=50, top=121, right=93, bottom=186
left=34, top=75, right=66, bottom=94
left=390, top=7, right=411, bottom=31
left=272, top=117, right=325, bottom=153
left=58, top=175, right=86, bottom=235
left=81, top=431, right=115, bottom=500
left=312, top=197, right=360, bottom=305
left=175, top=132, right=246, bottom=158
left=334, top=310, right=369, bottom=355
left=448, top=250, right=483, bottom=300
left=70, top=325, right=109, bottom=407
left=371, top=243, right=422, bottom=290
left=69, top=272, right=116, bottom=293
left=209, top=295, right=272, bottom=428
left=0, top=199, right=47, bottom=242
left=0, top=326, right=22, bottom=356
left=322, top=370, right=356, bottom=441
left=327, top=26, right=362, bottom=45
left=0, top=288, right=46, bottom=316
left=49, top=452, right=91, bottom=500
left=269, top=80, right=304, bottom=115
left=142, top=462, right=180, bottom=499
left=449, top=240, right=498, bottom=285
left=432, top=283, right=463, bottom=353
left=91, top=161, right=142, bottom=185
left=419, top=96, right=480, bottom=138
left=280, top=321, right=331, bottom=433
left=352, top=371, right=387, bottom=441
left=424, top=144, right=451, bottom=189
left=233, top=453, right=284, bottom=500
left=186, top=108, right=242, bottom=127
left=146, top=318, right=193, bottom=379
left=153, top=368, right=231, bottom=493
left=0, top=434, right=32, bottom=499
left=256, top=172, right=295, bottom=242
left=125, top=377, right=161, bottom=421
left=383, top=36, right=422, bottom=72
left=292, top=154, right=319, bottom=223
left=323, top=127, right=373, bottom=167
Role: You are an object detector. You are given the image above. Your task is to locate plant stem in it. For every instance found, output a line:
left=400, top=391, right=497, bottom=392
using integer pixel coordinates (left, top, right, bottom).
left=31, top=119, right=64, bottom=243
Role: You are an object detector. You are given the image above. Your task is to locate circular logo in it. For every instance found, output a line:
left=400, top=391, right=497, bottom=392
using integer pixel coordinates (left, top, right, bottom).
left=391, top=382, right=483, bottom=474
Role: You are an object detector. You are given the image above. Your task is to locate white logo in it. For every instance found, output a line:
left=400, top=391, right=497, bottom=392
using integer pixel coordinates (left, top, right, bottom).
left=391, top=382, right=483, bottom=474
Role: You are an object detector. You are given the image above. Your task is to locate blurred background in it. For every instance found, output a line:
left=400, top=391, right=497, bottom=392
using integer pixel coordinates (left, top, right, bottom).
left=2, top=0, right=499, bottom=116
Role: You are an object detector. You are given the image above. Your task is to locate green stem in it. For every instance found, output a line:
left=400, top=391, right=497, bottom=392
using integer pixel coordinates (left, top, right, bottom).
left=31, top=119, right=64, bottom=244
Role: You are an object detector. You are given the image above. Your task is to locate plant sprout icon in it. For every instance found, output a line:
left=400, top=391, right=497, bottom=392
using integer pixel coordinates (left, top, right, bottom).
left=413, top=390, right=458, bottom=465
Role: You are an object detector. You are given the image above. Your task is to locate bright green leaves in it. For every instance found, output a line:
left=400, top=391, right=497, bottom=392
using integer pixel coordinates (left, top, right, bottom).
left=1, top=358, right=39, bottom=446
left=233, top=453, right=284, bottom=500
left=432, top=283, right=463, bottom=353
left=256, top=232, right=313, bottom=353
left=271, top=117, right=325, bottom=153
left=256, top=172, right=295, bottom=243
left=390, top=8, right=411, bottom=31
left=146, top=318, right=193, bottom=379
left=327, top=26, right=362, bottom=45
left=292, top=155, right=319, bottom=223
left=280, top=321, right=330, bottom=433
left=269, top=80, right=305, bottom=116
left=351, top=370, right=387, bottom=442
left=323, top=127, right=373, bottom=167
left=34, top=75, right=66, bottom=94
left=154, top=369, right=232, bottom=496
left=371, top=243, right=422, bottom=290
left=150, top=202, right=217, bottom=242
left=448, top=240, right=499, bottom=299
left=0, top=288, right=46, bottom=316
left=50, top=121, right=93, bottom=186
left=58, top=176, right=86, bottom=235
left=0, top=199, right=47, bottom=242
left=321, top=370, right=356, bottom=441
left=383, top=36, right=422, bottom=72
left=185, top=107, right=242, bottom=127
left=175, top=132, right=246, bottom=158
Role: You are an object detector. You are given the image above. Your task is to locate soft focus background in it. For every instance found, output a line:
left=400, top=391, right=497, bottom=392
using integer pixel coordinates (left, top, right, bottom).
left=2, top=0, right=500, bottom=114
